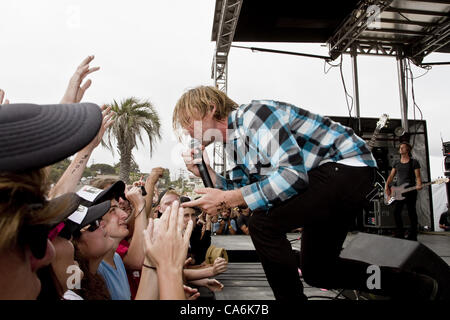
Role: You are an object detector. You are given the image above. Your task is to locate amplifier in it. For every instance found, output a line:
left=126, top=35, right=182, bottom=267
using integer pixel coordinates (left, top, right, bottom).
left=443, top=141, right=450, bottom=156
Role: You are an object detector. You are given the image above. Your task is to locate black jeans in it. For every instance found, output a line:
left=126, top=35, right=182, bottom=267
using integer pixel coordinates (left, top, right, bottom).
left=248, top=163, right=429, bottom=300
left=393, top=190, right=418, bottom=240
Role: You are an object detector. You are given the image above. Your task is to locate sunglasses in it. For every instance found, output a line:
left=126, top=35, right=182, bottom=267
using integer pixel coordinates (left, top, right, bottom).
left=18, top=224, right=52, bottom=260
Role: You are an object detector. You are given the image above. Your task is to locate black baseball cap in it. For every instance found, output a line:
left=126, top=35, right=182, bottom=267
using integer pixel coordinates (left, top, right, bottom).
left=0, top=103, right=102, bottom=172
left=92, top=180, right=126, bottom=205
left=60, top=200, right=111, bottom=239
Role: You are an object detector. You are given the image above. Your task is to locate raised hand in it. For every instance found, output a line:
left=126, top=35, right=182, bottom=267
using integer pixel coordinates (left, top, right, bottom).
left=60, top=55, right=100, bottom=104
left=84, top=105, right=114, bottom=151
left=0, top=89, right=10, bottom=104
left=143, top=201, right=193, bottom=270
left=146, top=167, right=164, bottom=187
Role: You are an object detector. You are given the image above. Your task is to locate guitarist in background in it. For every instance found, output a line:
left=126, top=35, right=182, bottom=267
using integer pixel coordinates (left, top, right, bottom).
left=385, top=142, right=422, bottom=241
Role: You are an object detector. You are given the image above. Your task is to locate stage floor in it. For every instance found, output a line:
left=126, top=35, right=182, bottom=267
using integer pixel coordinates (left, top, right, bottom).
left=211, top=232, right=450, bottom=300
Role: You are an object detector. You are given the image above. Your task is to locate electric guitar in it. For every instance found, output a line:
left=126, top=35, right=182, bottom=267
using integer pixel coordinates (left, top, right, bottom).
left=384, top=177, right=449, bottom=205
left=365, top=114, right=389, bottom=201
left=368, top=113, right=389, bottom=151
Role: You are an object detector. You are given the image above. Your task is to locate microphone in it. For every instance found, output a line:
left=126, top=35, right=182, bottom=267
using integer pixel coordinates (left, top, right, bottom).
left=191, top=139, right=214, bottom=188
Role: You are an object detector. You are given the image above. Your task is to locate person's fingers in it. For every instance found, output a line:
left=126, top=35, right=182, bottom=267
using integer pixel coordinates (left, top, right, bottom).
left=168, top=200, right=180, bottom=232
left=159, top=205, right=170, bottom=230
left=194, top=188, right=214, bottom=195
left=183, top=219, right=194, bottom=246
left=180, top=198, right=202, bottom=208
left=188, top=292, right=200, bottom=300
left=182, top=149, right=202, bottom=165
left=214, top=257, right=225, bottom=264
left=103, top=111, right=115, bottom=129
left=177, top=207, right=184, bottom=234
left=102, top=109, right=114, bottom=123
left=184, top=257, right=193, bottom=268
left=151, top=218, right=164, bottom=244
left=104, top=117, right=115, bottom=130
left=181, top=151, right=194, bottom=164
left=101, top=105, right=114, bottom=116
left=83, top=66, right=100, bottom=77
left=79, top=79, right=92, bottom=92
left=143, top=220, right=153, bottom=251
left=78, top=55, right=94, bottom=68
left=76, top=64, right=90, bottom=77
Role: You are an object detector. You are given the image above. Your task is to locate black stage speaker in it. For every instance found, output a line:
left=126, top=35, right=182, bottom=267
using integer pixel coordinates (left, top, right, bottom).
left=340, top=232, right=450, bottom=300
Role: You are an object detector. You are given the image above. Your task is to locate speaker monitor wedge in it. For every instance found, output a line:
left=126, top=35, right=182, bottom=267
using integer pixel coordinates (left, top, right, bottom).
left=340, top=232, right=450, bottom=300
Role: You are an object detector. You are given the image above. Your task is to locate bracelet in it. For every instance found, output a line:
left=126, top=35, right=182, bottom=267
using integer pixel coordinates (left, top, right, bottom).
left=135, top=200, right=146, bottom=219
left=143, top=264, right=156, bottom=270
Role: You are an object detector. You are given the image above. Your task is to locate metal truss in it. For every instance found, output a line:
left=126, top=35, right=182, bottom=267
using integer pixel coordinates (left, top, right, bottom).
left=343, top=41, right=402, bottom=56
left=328, top=0, right=394, bottom=60
left=211, top=0, right=243, bottom=176
left=410, top=19, right=450, bottom=65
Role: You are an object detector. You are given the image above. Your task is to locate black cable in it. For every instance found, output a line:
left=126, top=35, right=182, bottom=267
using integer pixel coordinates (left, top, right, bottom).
left=231, top=45, right=332, bottom=61
left=406, top=59, right=425, bottom=149
left=323, top=58, right=341, bottom=74
left=339, top=55, right=354, bottom=119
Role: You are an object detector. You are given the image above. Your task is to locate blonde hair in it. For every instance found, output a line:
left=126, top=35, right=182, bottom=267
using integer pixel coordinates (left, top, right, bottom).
left=172, top=86, right=238, bottom=131
left=0, top=169, right=64, bottom=252
left=90, top=178, right=118, bottom=190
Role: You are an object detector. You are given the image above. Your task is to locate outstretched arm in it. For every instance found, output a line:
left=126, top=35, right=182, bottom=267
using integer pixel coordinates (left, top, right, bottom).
left=183, top=257, right=228, bottom=280
left=48, top=106, right=114, bottom=199
left=141, top=201, right=193, bottom=300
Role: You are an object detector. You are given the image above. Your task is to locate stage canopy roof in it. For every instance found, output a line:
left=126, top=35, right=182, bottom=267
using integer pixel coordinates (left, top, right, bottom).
left=211, top=0, right=450, bottom=64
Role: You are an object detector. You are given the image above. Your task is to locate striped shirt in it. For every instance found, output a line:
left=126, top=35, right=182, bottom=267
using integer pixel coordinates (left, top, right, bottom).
left=214, top=100, right=377, bottom=211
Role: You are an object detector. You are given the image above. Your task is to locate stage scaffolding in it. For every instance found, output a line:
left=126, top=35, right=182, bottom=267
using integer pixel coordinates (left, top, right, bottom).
left=209, top=0, right=450, bottom=228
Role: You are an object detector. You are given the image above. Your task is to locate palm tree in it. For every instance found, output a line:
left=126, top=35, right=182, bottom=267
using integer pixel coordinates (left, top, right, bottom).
left=104, top=97, right=161, bottom=183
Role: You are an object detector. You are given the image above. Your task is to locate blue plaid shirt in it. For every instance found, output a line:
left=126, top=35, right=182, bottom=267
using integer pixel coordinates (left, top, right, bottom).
left=214, top=100, right=377, bottom=211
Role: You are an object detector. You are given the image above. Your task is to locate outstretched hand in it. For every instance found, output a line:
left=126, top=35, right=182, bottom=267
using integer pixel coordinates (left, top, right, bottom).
left=143, top=200, right=194, bottom=270
left=204, top=279, right=224, bottom=292
left=84, top=105, right=114, bottom=151
left=60, top=55, right=100, bottom=104
left=212, top=257, right=228, bottom=276
left=181, top=188, right=227, bottom=215
left=0, top=89, right=10, bottom=104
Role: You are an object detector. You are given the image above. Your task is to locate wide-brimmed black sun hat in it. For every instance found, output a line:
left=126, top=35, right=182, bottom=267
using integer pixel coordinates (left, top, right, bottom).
left=0, top=103, right=102, bottom=172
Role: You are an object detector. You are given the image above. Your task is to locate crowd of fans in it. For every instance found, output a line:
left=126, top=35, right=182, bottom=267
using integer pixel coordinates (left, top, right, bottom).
left=0, top=56, right=246, bottom=300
